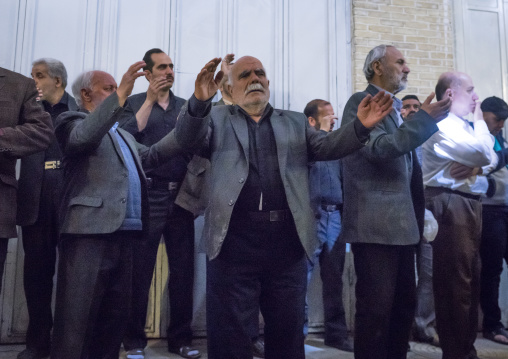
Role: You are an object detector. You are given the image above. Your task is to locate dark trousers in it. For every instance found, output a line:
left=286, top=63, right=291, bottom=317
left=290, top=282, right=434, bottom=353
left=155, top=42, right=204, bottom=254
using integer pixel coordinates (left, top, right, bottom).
left=425, top=188, right=482, bottom=359
left=480, top=205, right=508, bottom=332
left=51, top=232, right=137, bottom=359
left=0, top=239, right=8, bottom=295
left=206, top=216, right=307, bottom=359
left=20, top=169, right=62, bottom=354
left=305, top=207, right=347, bottom=342
left=123, top=188, right=195, bottom=351
left=352, top=243, right=416, bottom=359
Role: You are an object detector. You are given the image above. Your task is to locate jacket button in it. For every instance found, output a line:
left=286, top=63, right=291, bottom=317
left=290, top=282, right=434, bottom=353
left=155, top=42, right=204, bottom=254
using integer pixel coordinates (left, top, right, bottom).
left=239, top=178, right=245, bottom=183
left=121, top=198, right=126, bottom=203
left=228, top=200, right=234, bottom=206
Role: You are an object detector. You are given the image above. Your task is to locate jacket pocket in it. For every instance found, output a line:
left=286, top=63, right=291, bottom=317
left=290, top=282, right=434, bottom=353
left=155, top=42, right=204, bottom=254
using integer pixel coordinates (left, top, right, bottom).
left=69, top=196, right=103, bottom=207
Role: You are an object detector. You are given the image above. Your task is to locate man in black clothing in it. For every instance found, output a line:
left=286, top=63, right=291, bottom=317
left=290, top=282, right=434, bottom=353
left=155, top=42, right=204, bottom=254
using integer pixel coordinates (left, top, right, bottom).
left=16, top=58, right=77, bottom=359
left=119, top=49, right=199, bottom=359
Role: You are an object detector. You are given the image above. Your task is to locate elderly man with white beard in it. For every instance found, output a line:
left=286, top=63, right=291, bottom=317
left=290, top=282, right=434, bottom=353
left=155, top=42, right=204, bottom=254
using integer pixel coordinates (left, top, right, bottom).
left=340, top=44, right=451, bottom=359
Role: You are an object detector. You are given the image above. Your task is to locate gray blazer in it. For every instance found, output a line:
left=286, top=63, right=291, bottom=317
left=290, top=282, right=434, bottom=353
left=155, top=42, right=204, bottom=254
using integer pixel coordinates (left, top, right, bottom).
left=55, top=93, right=181, bottom=236
left=0, top=67, right=52, bottom=238
left=340, top=84, right=438, bottom=246
left=175, top=101, right=365, bottom=260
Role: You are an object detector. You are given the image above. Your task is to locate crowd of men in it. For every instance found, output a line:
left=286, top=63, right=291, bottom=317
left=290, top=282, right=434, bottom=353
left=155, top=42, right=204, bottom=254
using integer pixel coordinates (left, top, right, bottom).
left=1, top=43, right=508, bottom=359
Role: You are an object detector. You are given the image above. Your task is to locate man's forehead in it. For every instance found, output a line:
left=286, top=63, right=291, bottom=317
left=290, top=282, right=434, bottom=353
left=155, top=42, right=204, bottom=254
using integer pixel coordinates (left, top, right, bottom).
left=403, top=99, right=420, bottom=105
left=32, top=64, right=48, bottom=73
left=92, top=71, right=116, bottom=87
left=385, top=47, right=404, bottom=61
left=233, top=57, right=264, bottom=73
left=151, top=52, right=172, bottom=65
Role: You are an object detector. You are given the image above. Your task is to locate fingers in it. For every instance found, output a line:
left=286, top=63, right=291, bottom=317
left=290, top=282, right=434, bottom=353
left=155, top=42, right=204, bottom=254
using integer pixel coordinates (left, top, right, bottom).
left=422, top=92, right=435, bottom=106
left=223, top=54, right=234, bottom=64
left=214, top=71, right=225, bottom=86
left=204, top=57, right=222, bottom=73
left=128, top=61, right=146, bottom=74
left=358, top=94, right=372, bottom=109
left=449, top=162, right=473, bottom=179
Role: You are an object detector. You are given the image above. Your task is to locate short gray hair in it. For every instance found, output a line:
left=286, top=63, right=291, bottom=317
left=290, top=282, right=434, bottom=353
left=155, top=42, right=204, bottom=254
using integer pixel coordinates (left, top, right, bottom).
left=363, top=44, right=394, bottom=81
left=32, top=58, right=68, bottom=88
left=72, top=71, right=95, bottom=108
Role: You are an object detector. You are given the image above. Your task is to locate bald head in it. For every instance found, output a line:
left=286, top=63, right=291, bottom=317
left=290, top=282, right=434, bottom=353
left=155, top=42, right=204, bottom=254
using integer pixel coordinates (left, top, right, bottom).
left=72, top=70, right=117, bottom=112
left=435, top=71, right=478, bottom=117
left=226, top=56, right=270, bottom=118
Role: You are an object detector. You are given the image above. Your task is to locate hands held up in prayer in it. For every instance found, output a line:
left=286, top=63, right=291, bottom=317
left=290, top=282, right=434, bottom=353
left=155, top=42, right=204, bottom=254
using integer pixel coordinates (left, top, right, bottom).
left=117, top=61, right=146, bottom=106
left=357, top=91, right=394, bottom=128
left=195, top=58, right=224, bottom=101
left=420, top=92, right=452, bottom=122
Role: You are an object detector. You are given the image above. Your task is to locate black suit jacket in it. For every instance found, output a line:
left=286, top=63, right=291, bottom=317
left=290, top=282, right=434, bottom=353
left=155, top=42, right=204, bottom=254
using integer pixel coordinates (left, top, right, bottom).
left=0, top=67, right=52, bottom=238
left=17, top=93, right=78, bottom=226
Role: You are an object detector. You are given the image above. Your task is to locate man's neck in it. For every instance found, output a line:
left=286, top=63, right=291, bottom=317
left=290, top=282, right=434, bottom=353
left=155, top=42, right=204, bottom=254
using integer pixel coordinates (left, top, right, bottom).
left=45, top=89, right=65, bottom=106
left=157, top=90, right=171, bottom=103
left=240, top=103, right=268, bottom=123
left=369, top=80, right=396, bottom=95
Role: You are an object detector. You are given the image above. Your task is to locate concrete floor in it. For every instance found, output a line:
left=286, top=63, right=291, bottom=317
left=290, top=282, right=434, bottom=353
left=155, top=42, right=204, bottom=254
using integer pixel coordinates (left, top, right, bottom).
left=0, top=335, right=507, bottom=359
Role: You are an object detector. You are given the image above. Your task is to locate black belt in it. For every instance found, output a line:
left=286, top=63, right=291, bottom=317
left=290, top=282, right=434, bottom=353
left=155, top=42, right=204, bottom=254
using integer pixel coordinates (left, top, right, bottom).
left=248, top=209, right=291, bottom=222
left=44, top=160, right=62, bottom=170
left=425, top=186, right=481, bottom=201
left=146, top=178, right=181, bottom=191
left=320, top=203, right=343, bottom=212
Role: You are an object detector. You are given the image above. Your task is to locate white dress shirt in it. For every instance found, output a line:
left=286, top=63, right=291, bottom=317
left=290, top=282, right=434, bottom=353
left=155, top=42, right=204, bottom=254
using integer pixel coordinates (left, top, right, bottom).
left=422, top=112, right=497, bottom=195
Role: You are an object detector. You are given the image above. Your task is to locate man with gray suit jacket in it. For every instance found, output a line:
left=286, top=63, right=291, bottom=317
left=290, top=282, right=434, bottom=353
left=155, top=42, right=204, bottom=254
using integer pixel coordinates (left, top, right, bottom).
left=175, top=55, right=394, bottom=359
left=0, top=66, right=52, bottom=293
left=51, top=62, right=182, bottom=359
left=340, top=44, right=451, bottom=359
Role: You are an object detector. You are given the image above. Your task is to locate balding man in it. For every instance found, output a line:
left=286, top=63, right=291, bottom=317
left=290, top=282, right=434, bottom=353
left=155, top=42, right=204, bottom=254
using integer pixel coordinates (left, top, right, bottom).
left=423, top=72, right=497, bottom=359
left=340, top=44, right=450, bottom=359
left=175, top=55, right=393, bottom=359
left=51, top=64, right=182, bottom=359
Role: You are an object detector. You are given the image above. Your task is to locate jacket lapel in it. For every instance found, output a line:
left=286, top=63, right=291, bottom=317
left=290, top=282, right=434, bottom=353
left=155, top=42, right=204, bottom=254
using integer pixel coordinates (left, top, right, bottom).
left=108, top=129, right=127, bottom=167
left=230, top=111, right=249, bottom=161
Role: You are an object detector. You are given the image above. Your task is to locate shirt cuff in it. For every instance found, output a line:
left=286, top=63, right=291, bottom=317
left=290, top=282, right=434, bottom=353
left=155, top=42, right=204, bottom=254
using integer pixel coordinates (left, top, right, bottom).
left=354, top=119, right=371, bottom=144
left=188, top=94, right=214, bottom=118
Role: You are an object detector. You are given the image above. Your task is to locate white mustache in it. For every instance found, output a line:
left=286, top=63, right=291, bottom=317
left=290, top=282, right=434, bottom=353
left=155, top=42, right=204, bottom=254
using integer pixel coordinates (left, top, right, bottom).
left=245, top=83, right=264, bottom=94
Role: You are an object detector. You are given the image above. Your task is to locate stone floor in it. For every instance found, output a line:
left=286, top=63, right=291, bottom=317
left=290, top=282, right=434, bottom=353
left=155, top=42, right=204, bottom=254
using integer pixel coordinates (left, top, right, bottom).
left=0, top=335, right=507, bottom=358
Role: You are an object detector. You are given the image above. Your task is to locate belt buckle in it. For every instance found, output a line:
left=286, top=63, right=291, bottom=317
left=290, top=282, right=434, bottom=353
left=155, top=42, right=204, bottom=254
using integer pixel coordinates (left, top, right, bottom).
left=168, top=182, right=179, bottom=191
left=269, top=210, right=284, bottom=222
left=44, top=160, right=60, bottom=170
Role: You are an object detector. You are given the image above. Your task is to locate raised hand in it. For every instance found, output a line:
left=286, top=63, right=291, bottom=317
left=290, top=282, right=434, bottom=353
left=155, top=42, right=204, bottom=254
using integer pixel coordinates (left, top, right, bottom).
left=320, top=114, right=338, bottom=132
left=221, top=54, right=235, bottom=77
left=117, top=61, right=146, bottom=106
left=36, top=87, right=44, bottom=102
left=195, top=58, right=224, bottom=101
left=146, top=76, right=171, bottom=103
left=473, top=101, right=484, bottom=123
left=357, top=91, right=393, bottom=128
left=420, top=92, right=451, bottom=122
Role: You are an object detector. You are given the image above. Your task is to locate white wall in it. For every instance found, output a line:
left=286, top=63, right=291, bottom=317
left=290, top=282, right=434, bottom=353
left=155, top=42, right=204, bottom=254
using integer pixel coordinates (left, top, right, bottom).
left=0, top=0, right=353, bottom=341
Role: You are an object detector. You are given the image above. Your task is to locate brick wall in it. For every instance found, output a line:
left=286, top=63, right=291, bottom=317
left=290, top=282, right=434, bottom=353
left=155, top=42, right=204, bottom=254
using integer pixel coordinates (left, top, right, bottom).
left=351, top=0, right=454, bottom=100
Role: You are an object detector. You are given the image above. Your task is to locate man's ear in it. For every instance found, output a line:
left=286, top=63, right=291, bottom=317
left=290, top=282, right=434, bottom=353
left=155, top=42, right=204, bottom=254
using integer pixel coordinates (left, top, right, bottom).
left=226, top=83, right=233, bottom=97
left=445, top=88, right=453, bottom=99
left=55, top=76, right=62, bottom=88
left=372, top=60, right=383, bottom=77
left=145, top=70, right=153, bottom=82
left=308, top=116, right=317, bottom=128
left=81, top=88, right=91, bottom=103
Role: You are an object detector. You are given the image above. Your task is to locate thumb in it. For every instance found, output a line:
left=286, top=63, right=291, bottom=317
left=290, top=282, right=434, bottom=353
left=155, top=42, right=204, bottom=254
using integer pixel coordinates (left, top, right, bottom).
left=423, top=92, right=435, bottom=106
